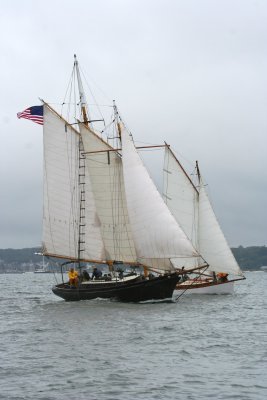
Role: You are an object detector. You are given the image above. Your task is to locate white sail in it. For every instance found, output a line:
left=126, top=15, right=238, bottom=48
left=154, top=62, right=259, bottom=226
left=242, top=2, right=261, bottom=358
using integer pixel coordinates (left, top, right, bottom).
left=120, top=125, right=199, bottom=271
left=163, top=147, right=199, bottom=248
left=163, top=147, right=201, bottom=269
left=163, top=147, right=242, bottom=275
left=198, top=184, right=243, bottom=275
left=42, top=105, right=105, bottom=261
left=79, top=124, right=137, bottom=262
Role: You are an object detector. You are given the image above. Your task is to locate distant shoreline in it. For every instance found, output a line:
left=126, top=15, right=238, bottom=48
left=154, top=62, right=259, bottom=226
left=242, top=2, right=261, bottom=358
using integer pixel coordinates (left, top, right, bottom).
left=0, top=246, right=266, bottom=273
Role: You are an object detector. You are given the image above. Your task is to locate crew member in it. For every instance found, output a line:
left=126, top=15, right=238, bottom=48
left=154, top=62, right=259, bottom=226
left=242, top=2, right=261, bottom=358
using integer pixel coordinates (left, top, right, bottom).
left=68, top=267, right=79, bottom=287
left=92, top=266, right=102, bottom=280
left=217, top=272, right=229, bottom=283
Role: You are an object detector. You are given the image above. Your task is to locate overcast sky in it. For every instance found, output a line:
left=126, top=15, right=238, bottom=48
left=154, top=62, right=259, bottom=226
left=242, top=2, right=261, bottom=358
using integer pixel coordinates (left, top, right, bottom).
left=0, top=0, right=266, bottom=249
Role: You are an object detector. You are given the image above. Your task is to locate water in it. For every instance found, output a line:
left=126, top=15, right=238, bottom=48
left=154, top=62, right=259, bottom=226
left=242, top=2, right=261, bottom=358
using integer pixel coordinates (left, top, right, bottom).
left=0, top=272, right=266, bottom=400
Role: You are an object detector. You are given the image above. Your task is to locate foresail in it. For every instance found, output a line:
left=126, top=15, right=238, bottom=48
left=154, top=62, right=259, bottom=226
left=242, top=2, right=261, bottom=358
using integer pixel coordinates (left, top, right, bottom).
left=121, top=125, right=199, bottom=271
left=79, top=124, right=137, bottom=263
left=42, top=104, right=105, bottom=261
left=198, top=185, right=243, bottom=275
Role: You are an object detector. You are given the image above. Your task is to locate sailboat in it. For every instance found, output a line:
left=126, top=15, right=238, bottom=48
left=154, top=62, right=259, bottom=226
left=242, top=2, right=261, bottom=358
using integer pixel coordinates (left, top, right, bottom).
left=18, top=56, right=207, bottom=302
left=162, top=148, right=245, bottom=294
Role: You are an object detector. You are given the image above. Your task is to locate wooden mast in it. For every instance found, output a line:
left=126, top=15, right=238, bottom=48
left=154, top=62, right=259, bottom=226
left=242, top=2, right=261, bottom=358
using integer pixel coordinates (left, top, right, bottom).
left=113, top=100, right=121, bottom=142
left=196, top=160, right=201, bottom=184
left=74, top=55, right=89, bottom=274
left=74, top=54, right=89, bottom=126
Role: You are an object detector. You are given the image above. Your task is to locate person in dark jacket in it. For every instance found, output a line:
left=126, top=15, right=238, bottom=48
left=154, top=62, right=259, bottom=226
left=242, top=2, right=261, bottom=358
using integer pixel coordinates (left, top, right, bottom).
left=92, top=266, right=102, bottom=280
left=82, top=269, right=90, bottom=281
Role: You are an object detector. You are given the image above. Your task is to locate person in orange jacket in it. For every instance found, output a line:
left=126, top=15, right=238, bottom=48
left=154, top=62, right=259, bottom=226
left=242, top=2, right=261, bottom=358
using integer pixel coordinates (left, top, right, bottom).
left=217, top=272, right=229, bottom=283
left=68, top=267, right=79, bottom=287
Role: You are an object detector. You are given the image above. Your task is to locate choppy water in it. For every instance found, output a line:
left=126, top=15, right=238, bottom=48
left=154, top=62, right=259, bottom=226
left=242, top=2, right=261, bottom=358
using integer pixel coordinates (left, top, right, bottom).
left=0, top=271, right=266, bottom=400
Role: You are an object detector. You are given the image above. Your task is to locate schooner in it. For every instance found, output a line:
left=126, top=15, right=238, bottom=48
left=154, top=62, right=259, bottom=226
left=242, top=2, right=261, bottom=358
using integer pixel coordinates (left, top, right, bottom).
left=21, top=56, right=206, bottom=301
left=18, top=55, right=243, bottom=301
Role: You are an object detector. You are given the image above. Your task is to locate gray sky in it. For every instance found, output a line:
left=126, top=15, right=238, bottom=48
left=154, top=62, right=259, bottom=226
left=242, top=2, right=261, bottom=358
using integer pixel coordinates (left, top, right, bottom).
left=0, top=0, right=266, bottom=249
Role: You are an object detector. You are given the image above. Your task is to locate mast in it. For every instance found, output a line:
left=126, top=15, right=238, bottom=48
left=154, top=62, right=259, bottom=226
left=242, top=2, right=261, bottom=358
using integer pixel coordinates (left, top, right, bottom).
left=196, top=160, right=201, bottom=184
left=74, top=55, right=88, bottom=274
left=195, top=160, right=201, bottom=263
left=113, top=100, right=121, bottom=143
left=74, top=54, right=89, bottom=126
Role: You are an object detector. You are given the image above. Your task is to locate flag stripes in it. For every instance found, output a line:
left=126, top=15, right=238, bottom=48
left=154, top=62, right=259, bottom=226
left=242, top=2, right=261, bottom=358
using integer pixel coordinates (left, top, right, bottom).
left=17, top=106, right=44, bottom=125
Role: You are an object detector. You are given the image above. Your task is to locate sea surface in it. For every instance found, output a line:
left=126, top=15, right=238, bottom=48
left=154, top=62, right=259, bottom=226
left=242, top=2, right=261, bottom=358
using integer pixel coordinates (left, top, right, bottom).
left=0, top=271, right=266, bottom=400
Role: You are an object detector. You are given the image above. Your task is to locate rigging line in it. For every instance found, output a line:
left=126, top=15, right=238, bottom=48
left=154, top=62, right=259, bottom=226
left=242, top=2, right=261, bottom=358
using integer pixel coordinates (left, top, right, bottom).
left=61, top=65, right=75, bottom=115
left=77, top=139, right=86, bottom=263
left=109, top=152, right=117, bottom=260
left=79, top=66, right=108, bottom=123
left=100, top=118, right=116, bottom=134
left=79, top=64, right=112, bottom=103
left=110, top=139, right=123, bottom=260
left=163, top=145, right=169, bottom=208
left=135, top=140, right=164, bottom=146
left=138, top=148, right=164, bottom=152
left=49, top=102, right=113, bottom=107
left=174, top=265, right=209, bottom=302
left=119, top=161, right=136, bottom=261
left=171, top=146, right=196, bottom=171
left=114, top=109, right=133, bottom=137
left=86, top=103, right=112, bottom=107
left=192, top=189, right=199, bottom=251
left=116, top=160, right=122, bottom=260
left=64, top=119, right=80, bottom=259
left=69, top=69, right=78, bottom=122
left=74, top=72, right=78, bottom=121
left=114, top=154, right=120, bottom=260
left=64, top=74, right=74, bottom=124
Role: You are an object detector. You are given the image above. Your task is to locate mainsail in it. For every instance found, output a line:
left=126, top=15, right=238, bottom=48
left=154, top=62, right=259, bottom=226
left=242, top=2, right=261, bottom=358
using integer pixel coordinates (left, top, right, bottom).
left=121, top=125, right=199, bottom=271
left=42, top=104, right=105, bottom=262
left=163, top=147, right=242, bottom=275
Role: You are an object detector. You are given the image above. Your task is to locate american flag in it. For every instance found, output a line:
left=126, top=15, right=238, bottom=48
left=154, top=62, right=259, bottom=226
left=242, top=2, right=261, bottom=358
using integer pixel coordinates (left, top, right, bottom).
left=17, top=105, right=44, bottom=125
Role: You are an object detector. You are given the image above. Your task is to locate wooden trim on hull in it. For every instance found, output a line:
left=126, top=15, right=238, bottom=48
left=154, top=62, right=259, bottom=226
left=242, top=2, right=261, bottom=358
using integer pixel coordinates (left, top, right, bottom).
left=176, top=277, right=243, bottom=291
left=52, top=273, right=180, bottom=302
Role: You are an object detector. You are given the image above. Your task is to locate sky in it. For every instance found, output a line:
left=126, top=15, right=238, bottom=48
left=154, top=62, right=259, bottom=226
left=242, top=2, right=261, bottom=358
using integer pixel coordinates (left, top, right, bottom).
left=0, top=0, right=266, bottom=249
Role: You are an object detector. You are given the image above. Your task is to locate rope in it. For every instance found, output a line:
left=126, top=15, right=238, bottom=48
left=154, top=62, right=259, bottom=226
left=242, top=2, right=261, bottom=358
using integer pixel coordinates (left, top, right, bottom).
left=174, top=266, right=209, bottom=302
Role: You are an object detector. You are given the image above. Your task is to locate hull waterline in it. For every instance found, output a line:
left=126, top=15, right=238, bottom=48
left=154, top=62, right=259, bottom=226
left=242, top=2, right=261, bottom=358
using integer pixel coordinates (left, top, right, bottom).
left=52, top=273, right=180, bottom=302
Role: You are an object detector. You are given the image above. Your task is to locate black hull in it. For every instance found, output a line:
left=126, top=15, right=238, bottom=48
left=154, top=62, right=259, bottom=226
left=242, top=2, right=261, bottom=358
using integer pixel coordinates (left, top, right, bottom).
left=52, top=273, right=180, bottom=302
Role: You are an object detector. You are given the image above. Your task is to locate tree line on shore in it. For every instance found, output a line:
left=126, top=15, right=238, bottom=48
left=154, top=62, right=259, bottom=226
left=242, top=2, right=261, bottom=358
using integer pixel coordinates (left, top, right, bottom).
left=0, top=246, right=266, bottom=271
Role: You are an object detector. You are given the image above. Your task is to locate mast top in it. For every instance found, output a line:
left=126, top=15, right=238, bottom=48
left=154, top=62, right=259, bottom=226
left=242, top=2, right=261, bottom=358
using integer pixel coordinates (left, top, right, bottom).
left=74, top=55, right=89, bottom=125
left=196, top=160, right=201, bottom=184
